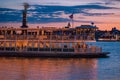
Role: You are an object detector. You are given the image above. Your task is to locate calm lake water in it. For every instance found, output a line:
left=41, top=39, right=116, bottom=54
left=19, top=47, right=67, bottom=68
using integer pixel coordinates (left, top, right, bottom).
left=0, top=42, right=120, bottom=80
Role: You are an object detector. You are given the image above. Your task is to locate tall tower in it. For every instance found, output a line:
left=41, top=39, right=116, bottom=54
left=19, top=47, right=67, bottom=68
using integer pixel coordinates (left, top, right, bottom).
left=21, top=3, right=29, bottom=28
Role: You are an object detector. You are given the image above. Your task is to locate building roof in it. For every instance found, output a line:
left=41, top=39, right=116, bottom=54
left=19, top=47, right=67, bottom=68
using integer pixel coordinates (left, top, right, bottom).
left=76, top=25, right=98, bottom=29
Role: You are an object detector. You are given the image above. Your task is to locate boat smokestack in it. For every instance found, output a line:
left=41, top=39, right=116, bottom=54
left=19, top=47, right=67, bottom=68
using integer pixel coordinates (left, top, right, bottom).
left=21, top=3, right=29, bottom=28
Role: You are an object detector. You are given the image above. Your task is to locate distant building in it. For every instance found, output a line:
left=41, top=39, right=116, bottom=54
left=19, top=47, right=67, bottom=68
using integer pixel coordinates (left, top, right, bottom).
left=96, top=27, right=120, bottom=41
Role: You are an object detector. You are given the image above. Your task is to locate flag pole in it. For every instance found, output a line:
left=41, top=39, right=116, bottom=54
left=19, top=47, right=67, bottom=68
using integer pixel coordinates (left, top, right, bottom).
left=69, top=13, right=74, bottom=28
left=72, top=17, right=74, bottom=28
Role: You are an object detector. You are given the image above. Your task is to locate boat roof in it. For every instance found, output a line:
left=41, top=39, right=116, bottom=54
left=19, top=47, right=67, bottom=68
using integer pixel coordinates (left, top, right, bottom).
left=76, top=25, right=98, bottom=29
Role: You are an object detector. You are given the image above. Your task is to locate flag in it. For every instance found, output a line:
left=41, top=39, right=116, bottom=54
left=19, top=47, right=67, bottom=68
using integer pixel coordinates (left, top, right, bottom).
left=69, top=14, right=73, bottom=19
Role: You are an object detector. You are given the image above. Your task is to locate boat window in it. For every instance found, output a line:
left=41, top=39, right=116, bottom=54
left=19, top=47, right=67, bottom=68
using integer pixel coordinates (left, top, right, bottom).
left=64, top=45, right=67, bottom=48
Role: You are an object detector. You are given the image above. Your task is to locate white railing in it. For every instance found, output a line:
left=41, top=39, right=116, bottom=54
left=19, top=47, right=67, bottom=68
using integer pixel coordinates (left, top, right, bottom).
left=0, top=44, right=102, bottom=53
left=75, top=46, right=102, bottom=53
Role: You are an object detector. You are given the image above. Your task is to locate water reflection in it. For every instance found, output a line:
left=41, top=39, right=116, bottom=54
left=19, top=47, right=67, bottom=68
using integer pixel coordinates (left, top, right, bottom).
left=0, top=58, right=98, bottom=80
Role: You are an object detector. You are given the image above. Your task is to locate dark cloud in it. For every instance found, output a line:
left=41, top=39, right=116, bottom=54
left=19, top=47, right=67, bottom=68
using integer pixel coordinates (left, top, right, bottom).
left=82, top=12, right=114, bottom=16
left=29, top=4, right=116, bottom=14
left=0, top=8, right=21, bottom=22
left=88, top=2, right=105, bottom=5
left=0, top=8, right=16, bottom=11
left=0, top=4, right=116, bottom=23
left=102, top=0, right=120, bottom=5
left=81, top=9, right=114, bottom=16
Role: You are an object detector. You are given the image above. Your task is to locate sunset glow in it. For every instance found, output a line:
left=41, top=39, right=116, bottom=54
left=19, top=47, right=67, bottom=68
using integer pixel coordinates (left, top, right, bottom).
left=0, top=0, right=120, bottom=30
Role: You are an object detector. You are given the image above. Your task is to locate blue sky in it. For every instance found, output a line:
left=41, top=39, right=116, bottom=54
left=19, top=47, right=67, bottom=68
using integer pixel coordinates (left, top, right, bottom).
left=0, top=0, right=120, bottom=30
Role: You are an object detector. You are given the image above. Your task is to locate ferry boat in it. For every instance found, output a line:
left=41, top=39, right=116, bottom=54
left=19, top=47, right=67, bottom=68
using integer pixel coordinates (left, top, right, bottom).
left=97, top=38, right=119, bottom=42
left=0, top=3, right=110, bottom=58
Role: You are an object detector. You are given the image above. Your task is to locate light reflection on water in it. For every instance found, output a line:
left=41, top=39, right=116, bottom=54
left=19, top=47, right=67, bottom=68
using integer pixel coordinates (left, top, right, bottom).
left=0, top=42, right=120, bottom=80
left=0, top=58, right=97, bottom=80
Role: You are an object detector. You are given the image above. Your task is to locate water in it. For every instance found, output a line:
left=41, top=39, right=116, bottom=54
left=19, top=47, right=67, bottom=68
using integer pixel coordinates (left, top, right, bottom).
left=0, top=42, right=120, bottom=80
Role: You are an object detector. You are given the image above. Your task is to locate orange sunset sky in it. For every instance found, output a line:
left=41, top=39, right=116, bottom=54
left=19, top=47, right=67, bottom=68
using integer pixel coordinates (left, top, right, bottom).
left=0, top=0, right=120, bottom=30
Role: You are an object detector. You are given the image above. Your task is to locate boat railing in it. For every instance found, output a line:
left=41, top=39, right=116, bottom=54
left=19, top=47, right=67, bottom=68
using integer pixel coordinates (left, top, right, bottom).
left=0, top=46, right=102, bottom=53
left=0, top=34, right=95, bottom=41
left=75, top=46, right=102, bottom=53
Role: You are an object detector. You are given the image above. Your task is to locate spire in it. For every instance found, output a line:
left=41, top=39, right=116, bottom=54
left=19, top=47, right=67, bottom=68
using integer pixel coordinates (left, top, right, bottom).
left=65, top=22, right=71, bottom=28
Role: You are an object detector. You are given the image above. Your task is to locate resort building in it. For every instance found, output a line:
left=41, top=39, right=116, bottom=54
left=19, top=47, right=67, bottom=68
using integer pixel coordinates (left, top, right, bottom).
left=96, top=27, right=120, bottom=41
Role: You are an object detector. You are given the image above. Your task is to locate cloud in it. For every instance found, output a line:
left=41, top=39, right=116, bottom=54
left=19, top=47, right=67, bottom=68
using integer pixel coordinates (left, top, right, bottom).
left=0, top=4, right=117, bottom=23
left=101, top=0, right=120, bottom=5
left=0, top=8, right=21, bottom=22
